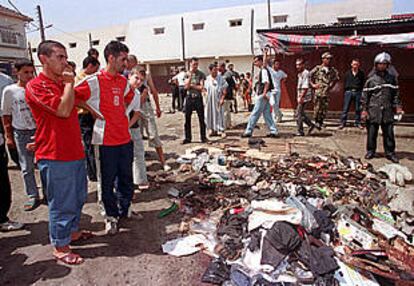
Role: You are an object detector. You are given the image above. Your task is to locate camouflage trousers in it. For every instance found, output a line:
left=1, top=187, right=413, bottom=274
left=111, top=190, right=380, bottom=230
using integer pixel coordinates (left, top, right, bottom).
left=314, top=96, right=329, bottom=124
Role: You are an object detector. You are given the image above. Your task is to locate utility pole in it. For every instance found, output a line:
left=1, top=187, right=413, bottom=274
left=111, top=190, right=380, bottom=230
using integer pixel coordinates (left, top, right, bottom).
left=267, top=0, right=271, bottom=29
left=36, top=5, right=45, bottom=41
left=89, top=33, right=92, bottom=48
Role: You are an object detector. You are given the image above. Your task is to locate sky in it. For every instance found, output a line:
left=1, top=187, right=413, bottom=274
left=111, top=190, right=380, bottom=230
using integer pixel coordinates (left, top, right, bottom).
left=2, top=0, right=414, bottom=36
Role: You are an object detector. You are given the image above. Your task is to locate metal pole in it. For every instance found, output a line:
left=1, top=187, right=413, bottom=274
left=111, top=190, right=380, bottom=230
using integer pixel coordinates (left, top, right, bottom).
left=181, top=17, right=186, bottom=62
left=267, top=0, right=271, bottom=29
left=36, top=5, right=45, bottom=41
left=250, top=9, right=255, bottom=55
left=89, top=33, right=92, bottom=48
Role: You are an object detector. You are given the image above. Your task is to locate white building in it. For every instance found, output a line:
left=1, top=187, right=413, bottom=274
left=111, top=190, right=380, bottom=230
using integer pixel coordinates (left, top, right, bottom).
left=0, top=5, right=32, bottom=74
left=28, top=0, right=393, bottom=90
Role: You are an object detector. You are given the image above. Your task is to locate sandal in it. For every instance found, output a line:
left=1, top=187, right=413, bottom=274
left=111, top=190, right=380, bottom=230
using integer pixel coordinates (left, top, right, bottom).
left=138, top=184, right=150, bottom=191
left=24, top=198, right=40, bottom=212
left=71, top=231, right=95, bottom=243
left=54, top=252, right=84, bottom=265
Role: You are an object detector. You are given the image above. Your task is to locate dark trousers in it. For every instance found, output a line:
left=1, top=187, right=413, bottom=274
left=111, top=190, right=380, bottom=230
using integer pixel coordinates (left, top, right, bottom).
left=79, top=113, right=97, bottom=181
left=0, top=144, right=11, bottom=223
left=184, top=96, right=206, bottom=142
left=172, top=86, right=179, bottom=111
left=99, top=141, right=134, bottom=218
left=366, top=122, right=396, bottom=156
left=296, top=102, right=314, bottom=133
left=178, top=86, right=186, bottom=111
left=340, top=91, right=362, bottom=126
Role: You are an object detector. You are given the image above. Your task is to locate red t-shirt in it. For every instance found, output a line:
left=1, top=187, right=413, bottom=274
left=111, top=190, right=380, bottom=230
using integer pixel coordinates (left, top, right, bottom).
left=25, top=72, right=85, bottom=161
left=75, top=70, right=134, bottom=146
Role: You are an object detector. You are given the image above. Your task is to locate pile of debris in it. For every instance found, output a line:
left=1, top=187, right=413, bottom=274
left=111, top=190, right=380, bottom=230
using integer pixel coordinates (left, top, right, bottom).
left=161, top=146, right=414, bottom=285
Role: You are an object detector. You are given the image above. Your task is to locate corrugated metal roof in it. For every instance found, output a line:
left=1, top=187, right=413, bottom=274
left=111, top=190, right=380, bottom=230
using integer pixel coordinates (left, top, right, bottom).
left=0, top=4, right=32, bottom=22
left=257, top=17, right=414, bottom=33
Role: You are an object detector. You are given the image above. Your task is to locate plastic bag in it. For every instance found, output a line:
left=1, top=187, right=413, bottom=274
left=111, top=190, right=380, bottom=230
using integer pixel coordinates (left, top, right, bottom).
left=286, top=196, right=319, bottom=233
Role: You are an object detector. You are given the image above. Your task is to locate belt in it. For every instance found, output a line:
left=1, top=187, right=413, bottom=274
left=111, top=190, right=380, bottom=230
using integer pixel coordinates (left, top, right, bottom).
left=346, top=89, right=361, bottom=92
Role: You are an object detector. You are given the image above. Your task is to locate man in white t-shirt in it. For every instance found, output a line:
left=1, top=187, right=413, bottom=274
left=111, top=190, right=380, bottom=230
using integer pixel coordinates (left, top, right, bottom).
left=295, top=58, right=317, bottom=136
left=173, top=66, right=186, bottom=111
left=242, top=55, right=278, bottom=138
left=1, top=59, right=40, bottom=211
left=268, top=60, right=287, bottom=123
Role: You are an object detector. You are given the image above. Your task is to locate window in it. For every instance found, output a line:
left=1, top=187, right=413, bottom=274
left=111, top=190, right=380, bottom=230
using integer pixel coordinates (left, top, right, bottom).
left=273, top=15, right=288, bottom=24
left=69, top=42, right=77, bottom=48
left=116, top=36, right=126, bottom=42
left=0, top=29, right=19, bottom=45
left=91, top=40, right=100, bottom=46
left=192, top=23, right=205, bottom=31
left=337, top=16, right=357, bottom=24
left=31, top=48, right=37, bottom=53
left=229, top=19, right=243, bottom=27
left=153, top=27, right=165, bottom=35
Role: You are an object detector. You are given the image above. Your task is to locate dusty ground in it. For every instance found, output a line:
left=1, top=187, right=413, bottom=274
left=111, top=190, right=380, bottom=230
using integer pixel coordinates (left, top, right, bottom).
left=1, top=94, right=413, bottom=286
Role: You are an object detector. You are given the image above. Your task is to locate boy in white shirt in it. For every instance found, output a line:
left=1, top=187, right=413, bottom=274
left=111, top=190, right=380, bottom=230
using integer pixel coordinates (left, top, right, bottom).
left=127, top=68, right=148, bottom=190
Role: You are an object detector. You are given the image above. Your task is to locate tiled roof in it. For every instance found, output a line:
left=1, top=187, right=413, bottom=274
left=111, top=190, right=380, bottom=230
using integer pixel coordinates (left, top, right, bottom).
left=0, top=4, right=32, bottom=22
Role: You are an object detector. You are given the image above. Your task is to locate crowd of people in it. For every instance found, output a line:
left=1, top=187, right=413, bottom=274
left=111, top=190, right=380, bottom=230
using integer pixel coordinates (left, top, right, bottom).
left=0, top=38, right=404, bottom=265
left=168, top=49, right=403, bottom=163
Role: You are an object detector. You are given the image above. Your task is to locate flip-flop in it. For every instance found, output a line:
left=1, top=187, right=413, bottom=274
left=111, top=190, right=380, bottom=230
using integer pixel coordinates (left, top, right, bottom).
left=138, top=184, right=150, bottom=190
left=71, top=231, right=95, bottom=243
left=23, top=198, right=40, bottom=212
left=54, top=252, right=84, bottom=265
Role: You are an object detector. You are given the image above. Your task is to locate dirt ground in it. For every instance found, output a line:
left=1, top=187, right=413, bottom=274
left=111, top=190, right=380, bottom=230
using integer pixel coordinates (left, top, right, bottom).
left=1, top=94, right=413, bottom=286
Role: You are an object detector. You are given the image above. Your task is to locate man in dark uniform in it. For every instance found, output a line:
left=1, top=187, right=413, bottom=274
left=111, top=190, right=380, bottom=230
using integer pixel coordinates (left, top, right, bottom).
left=362, top=52, right=403, bottom=163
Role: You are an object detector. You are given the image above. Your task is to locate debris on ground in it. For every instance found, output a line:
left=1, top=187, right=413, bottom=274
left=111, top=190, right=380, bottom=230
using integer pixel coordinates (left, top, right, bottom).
left=161, top=146, right=414, bottom=285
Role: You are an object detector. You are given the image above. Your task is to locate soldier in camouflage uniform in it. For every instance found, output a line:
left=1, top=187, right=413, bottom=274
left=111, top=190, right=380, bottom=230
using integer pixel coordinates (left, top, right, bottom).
left=310, top=52, right=339, bottom=129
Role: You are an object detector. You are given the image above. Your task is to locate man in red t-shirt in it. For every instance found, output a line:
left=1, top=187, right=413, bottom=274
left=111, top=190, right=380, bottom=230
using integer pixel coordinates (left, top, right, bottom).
left=26, top=40, right=92, bottom=265
left=75, top=41, right=134, bottom=235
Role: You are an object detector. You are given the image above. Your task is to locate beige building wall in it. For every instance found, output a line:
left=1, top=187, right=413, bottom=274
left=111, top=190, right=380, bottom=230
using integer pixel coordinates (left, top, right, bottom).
left=306, top=0, right=393, bottom=25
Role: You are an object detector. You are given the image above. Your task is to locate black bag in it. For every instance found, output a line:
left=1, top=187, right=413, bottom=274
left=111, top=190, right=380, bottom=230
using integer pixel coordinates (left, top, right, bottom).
left=256, top=67, right=274, bottom=95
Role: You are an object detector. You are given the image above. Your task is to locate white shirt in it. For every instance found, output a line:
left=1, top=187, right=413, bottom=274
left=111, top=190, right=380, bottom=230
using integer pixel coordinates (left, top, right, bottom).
left=297, top=69, right=312, bottom=102
left=173, top=71, right=186, bottom=86
left=126, top=89, right=142, bottom=115
left=269, top=67, right=287, bottom=92
left=260, top=69, right=269, bottom=84
left=1, top=84, right=36, bottom=130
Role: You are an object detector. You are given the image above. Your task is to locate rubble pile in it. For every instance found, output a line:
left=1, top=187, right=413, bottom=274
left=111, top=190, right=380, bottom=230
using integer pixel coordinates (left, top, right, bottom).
left=162, top=146, right=414, bottom=285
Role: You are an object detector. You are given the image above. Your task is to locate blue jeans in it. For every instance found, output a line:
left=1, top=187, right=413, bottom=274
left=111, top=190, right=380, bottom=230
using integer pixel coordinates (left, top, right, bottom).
left=340, top=91, right=362, bottom=125
left=38, top=159, right=87, bottom=247
left=131, top=128, right=148, bottom=185
left=14, top=129, right=38, bottom=198
left=271, top=90, right=282, bottom=119
left=99, top=142, right=133, bottom=218
left=245, top=94, right=277, bottom=135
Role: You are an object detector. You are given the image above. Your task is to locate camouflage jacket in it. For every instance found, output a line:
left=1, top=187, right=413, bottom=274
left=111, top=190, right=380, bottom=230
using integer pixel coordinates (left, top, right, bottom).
left=309, top=65, right=339, bottom=97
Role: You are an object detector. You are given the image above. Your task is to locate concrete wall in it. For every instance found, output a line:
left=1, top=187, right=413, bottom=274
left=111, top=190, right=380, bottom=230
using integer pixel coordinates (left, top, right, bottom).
left=127, top=15, right=183, bottom=63
left=306, top=0, right=393, bottom=25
